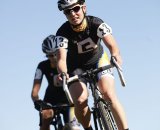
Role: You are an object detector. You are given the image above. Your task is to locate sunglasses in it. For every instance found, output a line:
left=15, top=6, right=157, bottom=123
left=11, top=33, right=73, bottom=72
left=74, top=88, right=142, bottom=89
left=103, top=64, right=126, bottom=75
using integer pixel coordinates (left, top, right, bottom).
left=64, top=6, right=81, bottom=15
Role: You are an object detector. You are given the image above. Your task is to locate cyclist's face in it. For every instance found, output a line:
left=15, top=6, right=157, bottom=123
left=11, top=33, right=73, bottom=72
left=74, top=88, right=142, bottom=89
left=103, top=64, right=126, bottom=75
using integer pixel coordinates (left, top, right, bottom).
left=63, top=4, right=86, bottom=25
left=46, top=54, right=57, bottom=65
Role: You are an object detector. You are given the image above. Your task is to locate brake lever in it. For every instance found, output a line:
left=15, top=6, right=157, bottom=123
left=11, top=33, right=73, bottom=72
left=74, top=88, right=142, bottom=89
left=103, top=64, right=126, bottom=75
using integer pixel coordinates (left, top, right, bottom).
left=111, top=57, right=126, bottom=87
left=61, top=72, right=74, bottom=105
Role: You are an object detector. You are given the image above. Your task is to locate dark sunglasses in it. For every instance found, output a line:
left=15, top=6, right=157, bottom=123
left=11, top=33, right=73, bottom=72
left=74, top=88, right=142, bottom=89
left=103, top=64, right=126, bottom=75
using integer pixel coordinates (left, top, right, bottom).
left=64, top=6, right=81, bottom=15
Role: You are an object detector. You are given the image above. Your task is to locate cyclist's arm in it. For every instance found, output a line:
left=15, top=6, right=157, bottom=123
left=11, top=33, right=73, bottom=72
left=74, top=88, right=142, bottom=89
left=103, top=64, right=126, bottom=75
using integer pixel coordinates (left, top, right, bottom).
left=97, top=22, right=122, bottom=65
left=102, top=34, right=122, bottom=65
left=31, top=79, right=41, bottom=102
left=57, top=48, right=68, bottom=74
left=31, top=66, right=43, bottom=102
left=54, top=35, right=68, bottom=76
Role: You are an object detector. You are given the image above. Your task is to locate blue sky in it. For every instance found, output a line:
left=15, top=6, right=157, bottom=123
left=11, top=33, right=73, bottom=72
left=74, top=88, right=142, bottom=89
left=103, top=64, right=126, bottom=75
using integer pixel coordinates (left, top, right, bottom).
left=0, top=0, right=160, bottom=130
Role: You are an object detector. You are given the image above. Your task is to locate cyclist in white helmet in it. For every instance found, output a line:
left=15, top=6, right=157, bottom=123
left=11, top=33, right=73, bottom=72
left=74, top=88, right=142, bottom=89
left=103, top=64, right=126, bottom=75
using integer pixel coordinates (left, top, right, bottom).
left=56, top=0, right=129, bottom=130
left=31, top=35, right=80, bottom=130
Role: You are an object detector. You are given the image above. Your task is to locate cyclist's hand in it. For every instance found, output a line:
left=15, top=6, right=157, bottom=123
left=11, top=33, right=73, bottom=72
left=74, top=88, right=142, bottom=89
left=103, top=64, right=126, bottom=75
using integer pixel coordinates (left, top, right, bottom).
left=34, top=100, right=52, bottom=111
left=57, top=72, right=69, bottom=81
left=111, top=55, right=122, bottom=66
left=34, top=99, right=43, bottom=111
left=41, top=102, right=52, bottom=110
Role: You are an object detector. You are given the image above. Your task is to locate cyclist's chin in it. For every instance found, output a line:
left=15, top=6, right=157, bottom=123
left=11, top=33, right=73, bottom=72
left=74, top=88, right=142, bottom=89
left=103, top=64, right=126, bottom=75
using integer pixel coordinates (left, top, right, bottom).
left=71, top=19, right=81, bottom=25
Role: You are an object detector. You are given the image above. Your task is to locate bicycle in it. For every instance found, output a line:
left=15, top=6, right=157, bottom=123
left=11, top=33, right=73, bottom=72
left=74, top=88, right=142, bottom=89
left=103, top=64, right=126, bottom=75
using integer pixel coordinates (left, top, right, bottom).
left=62, top=57, right=126, bottom=130
left=38, top=100, right=82, bottom=130
left=37, top=84, right=80, bottom=130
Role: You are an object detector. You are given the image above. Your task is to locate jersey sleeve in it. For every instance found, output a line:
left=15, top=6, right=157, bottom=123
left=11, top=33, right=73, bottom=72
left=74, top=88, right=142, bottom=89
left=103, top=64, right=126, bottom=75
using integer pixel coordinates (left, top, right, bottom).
left=54, top=36, right=68, bottom=50
left=56, top=23, right=69, bottom=50
left=34, top=63, right=43, bottom=81
left=97, top=23, right=112, bottom=38
left=92, top=16, right=112, bottom=38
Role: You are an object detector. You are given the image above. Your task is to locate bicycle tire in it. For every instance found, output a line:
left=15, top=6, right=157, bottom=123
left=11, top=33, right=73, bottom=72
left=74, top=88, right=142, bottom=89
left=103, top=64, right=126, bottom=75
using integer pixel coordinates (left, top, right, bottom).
left=97, top=100, right=118, bottom=130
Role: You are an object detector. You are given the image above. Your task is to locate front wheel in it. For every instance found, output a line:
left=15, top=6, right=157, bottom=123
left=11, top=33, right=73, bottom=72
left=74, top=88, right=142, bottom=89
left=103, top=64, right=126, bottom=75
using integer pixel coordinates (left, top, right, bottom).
left=97, top=100, right=118, bottom=130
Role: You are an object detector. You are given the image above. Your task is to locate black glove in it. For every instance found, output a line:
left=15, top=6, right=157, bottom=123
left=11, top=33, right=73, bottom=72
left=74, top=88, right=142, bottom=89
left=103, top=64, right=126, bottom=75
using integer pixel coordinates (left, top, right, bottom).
left=34, top=99, right=44, bottom=111
left=34, top=99, right=52, bottom=111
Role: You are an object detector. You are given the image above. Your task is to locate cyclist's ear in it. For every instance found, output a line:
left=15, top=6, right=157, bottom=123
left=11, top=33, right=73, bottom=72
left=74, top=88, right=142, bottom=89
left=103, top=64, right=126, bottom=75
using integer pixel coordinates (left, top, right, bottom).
left=82, top=4, right=86, bottom=12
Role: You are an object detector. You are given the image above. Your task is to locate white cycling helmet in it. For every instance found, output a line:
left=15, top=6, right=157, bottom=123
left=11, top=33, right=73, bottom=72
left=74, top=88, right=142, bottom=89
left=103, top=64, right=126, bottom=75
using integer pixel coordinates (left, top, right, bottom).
left=42, top=35, right=56, bottom=54
left=57, top=0, right=85, bottom=11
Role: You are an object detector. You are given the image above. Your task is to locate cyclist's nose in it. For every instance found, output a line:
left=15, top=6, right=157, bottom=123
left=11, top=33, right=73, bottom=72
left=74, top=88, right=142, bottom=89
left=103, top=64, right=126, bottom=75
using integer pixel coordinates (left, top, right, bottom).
left=70, top=10, right=76, bottom=16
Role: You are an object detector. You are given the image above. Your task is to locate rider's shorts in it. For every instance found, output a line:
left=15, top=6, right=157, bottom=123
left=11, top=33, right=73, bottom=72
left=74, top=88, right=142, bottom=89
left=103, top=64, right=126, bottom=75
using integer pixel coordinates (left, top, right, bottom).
left=96, top=51, right=114, bottom=80
left=70, top=51, right=114, bottom=82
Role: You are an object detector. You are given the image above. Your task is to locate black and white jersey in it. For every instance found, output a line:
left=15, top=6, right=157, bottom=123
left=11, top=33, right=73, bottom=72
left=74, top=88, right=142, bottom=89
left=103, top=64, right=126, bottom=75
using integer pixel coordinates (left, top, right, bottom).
left=34, top=60, right=68, bottom=104
left=56, top=16, right=112, bottom=72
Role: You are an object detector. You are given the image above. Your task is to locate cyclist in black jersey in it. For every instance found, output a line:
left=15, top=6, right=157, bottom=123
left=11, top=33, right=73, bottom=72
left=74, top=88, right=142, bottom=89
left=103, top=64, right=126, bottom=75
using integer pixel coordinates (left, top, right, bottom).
left=55, top=0, right=129, bottom=130
left=31, top=35, right=80, bottom=130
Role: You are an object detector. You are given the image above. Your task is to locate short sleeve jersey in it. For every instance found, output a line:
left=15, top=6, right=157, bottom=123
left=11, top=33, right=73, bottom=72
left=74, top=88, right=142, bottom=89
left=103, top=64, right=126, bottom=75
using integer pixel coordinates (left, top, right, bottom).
left=56, top=16, right=112, bottom=72
left=34, top=60, right=58, bottom=87
left=34, top=60, right=69, bottom=104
